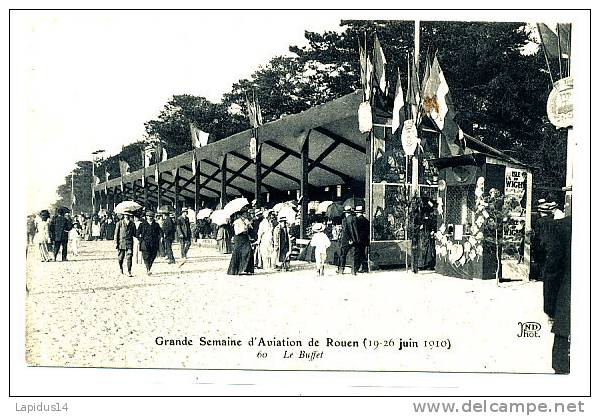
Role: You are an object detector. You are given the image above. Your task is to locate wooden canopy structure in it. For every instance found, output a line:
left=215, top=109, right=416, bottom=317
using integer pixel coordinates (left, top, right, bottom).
left=94, top=90, right=370, bottom=237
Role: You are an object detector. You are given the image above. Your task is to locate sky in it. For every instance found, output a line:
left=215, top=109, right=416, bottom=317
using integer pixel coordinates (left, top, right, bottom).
left=12, top=10, right=344, bottom=213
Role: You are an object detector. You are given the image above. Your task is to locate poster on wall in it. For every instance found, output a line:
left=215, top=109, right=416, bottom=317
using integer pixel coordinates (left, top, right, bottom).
left=503, top=167, right=528, bottom=259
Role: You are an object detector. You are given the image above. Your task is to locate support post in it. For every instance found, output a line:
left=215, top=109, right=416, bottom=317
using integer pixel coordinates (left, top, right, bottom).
left=174, top=168, right=180, bottom=213
left=254, top=129, right=262, bottom=208
left=194, top=157, right=201, bottom=212
left=300, top=131, right=310, bottom=239
left=143, top=173, right=148, bottom=209
left=220, top=154, right=228, bottom=208
left=132, top=181, right=138, bottom=205
left=156, top=171, right=162, bottom=210
left=524, top=171, right=533, bottom=282
left=565, top=127, right=573, bottom=216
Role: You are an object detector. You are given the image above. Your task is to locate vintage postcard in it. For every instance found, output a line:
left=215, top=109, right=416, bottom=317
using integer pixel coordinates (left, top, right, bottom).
left=10, top=8, right=591, bottom=397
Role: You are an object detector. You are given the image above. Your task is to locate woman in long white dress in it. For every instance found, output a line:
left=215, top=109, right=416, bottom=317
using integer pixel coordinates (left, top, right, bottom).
left=256, top=212, right=275, bottom=270
left=34, top=211, right=51, bottom=262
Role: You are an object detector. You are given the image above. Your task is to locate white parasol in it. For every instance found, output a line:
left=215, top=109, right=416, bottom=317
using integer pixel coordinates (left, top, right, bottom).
left=196, top=208, right=213, bottom=220
left=223, top=197, right=250, bottom=217
left=210, top=209, right=229, bottom=226
left=308, top=201, right=320, bottom=212
left=278, top=206, right=297, bottom=222
left=114, top=201, right=142, bottom=214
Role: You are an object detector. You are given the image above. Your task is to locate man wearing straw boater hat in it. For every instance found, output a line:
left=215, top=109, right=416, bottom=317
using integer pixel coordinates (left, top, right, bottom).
left=115, top=212, right=136, bottom=276
left=337, top=205, right=358, bottom=275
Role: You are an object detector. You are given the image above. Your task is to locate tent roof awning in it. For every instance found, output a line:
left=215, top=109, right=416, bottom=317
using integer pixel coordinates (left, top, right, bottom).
left=96, top=90, right=369, bottom=202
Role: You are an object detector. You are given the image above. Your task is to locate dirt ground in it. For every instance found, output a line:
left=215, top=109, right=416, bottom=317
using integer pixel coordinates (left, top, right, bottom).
left=24, top=239, right=554, bottom=373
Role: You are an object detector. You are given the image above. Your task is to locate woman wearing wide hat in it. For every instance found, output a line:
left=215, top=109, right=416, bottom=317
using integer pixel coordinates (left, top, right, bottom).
left=227, top=209, right=254, bottom=275
left=34, top=210, right=52, bottom=262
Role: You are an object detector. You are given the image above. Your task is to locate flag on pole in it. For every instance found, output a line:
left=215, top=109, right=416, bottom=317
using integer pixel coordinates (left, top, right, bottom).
left=71, top=173, right=76, bottom=206
left=245, top=90, right=263, bottom=128
left=422, top=55, right=468, bottom=156
left=119, top=160, right=130, bottom=177
left=406, top=55, right=421, bottom=122
left=372, top=33, right=387, bottom=94
left=190, top=123, right=210, bottom=148
left=537, top=23, right=571, bottom=58
left=391, top=68, right=406, bottom=134
left=191, top=151, right=197, bottom=175
left=358, top=37, right=371, bottom=101
left=144, top=146, right=153, bottom=168
left=154, top=142, right=167, bottom=162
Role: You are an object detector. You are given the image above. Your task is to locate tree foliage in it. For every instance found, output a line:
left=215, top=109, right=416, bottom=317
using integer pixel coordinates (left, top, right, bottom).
left=52, top=161, right=93, bottom=214
left=50, top=19, right=567, bottom=212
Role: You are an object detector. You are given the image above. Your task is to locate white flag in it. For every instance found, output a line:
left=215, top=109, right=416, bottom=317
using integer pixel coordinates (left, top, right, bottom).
left=190, top=123, right=210, bottom=148
left=391, top=68, right=406, bottom=134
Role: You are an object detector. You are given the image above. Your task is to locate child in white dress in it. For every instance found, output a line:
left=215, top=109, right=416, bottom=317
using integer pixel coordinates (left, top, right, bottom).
left=69, top=223, right=82, bottom=256
left=310, top=223, right=331, bottom=276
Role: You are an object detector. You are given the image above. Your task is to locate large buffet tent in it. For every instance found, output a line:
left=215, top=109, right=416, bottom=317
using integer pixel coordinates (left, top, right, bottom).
left=94, top=88, right=526, bottom=263
left=95, top=90, right=370, bottom=224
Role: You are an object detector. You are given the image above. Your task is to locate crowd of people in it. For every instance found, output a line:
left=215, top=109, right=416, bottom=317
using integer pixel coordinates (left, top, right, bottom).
left=26, top=206, right=198, bottom=275
left=27, top=199, right=377, bottom=279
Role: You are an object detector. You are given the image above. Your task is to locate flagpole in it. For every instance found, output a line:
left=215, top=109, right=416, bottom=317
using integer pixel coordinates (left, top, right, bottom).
left=71, top=172, right=75, bottom=212
left=411, top=20, right=420, bottom=199
left=536, top=24, right=555, bottom=85
left=91, top=159, right=95, bottom=213
left=556, top=24, right=563, bottom=79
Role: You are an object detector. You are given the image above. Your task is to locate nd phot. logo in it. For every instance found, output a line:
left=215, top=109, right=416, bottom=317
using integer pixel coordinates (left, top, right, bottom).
left=517, top=322, right=541, bottom=338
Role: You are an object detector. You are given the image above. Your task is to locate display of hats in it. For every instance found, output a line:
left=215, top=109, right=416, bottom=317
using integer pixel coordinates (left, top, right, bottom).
left=312, top=223, right=325, bottom=232
left=355, top=205, right=364, bottom=213
left=145, top=211, right=155, bottom=217
left=343, top=205, right=353, bottom=213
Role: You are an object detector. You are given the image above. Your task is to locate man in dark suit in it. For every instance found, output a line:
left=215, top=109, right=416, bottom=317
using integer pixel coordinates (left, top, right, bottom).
left=115, top=213, right=136, bottom=276
left=176, top=208, right=192, bottom=259
left=162, top=212, right=176, bottom=264
left=137, top=211, right=162, bottom=275
left=337, top=206, right=358, bottom=275
left=353, top=205, right=370, bottom=273
left=49, top=209, right=72, bottom=261
left=543, top=216, right=571, bottom=374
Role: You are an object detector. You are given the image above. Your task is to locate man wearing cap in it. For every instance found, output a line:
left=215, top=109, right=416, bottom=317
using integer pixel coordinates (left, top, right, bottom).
left=176, top=208, right=192, bottom=259
left=162, top=211, right=176, bottom=264
left=137, top=211, right=162, bottom=275
left=354, top=206, right=370, bottom=273
left=115, top=213, right=136, bottom=276
left=337, top=205, right=358, bottom=275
